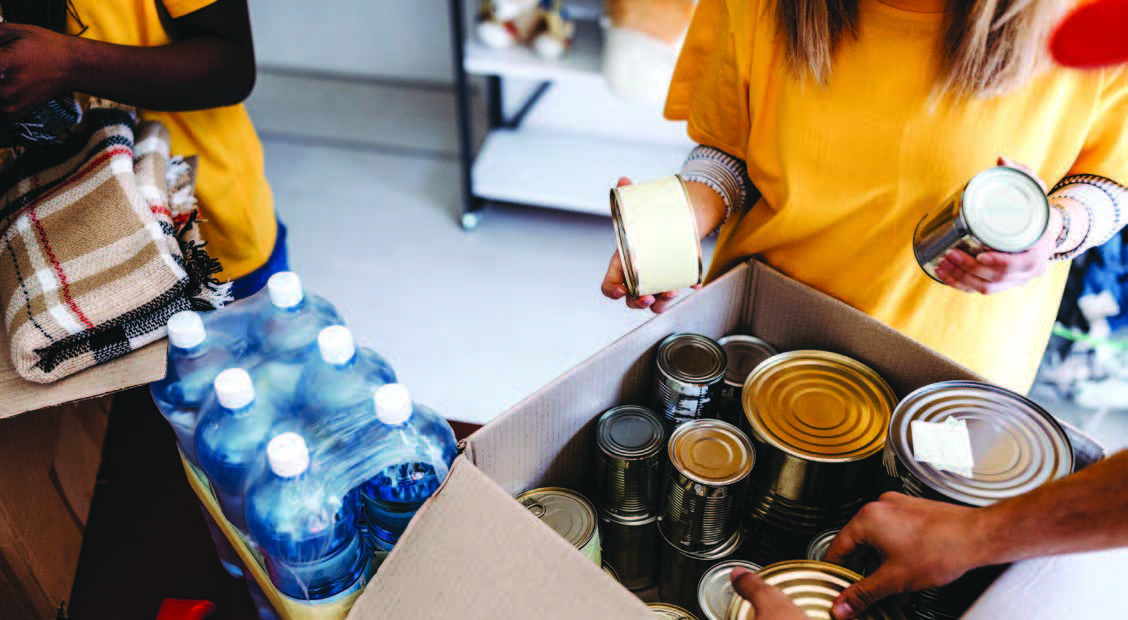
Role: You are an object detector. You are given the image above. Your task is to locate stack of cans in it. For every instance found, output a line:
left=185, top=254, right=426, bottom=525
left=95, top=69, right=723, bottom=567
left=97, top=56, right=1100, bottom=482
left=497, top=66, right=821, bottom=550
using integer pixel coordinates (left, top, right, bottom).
left=884, top=381, right=1074, bottom=620
left=716, top=335, right=779, bottom=427
left=658, top=420, right=755, bottom=613
left=652, top=334, right=728, bottom=429
left=515, top=487, right=602, bottom=566
left=696, top=560, right=761, bottom=620
left=724, top=561, right=906, bottom=619
left=595, top=405, right=668, bottom=590
left=740, top=351, right=896, bottom=565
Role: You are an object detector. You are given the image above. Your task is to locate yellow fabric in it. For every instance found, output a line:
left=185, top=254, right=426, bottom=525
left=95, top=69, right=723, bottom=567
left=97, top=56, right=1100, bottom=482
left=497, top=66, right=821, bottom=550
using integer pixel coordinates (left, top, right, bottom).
left=666, top=0, right=1128, bottom=392
left=67, top=0, right=276, bottom=280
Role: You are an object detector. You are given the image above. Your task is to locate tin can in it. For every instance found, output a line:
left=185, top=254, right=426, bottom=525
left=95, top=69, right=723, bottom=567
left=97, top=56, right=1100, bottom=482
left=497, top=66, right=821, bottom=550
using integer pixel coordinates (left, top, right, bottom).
left=660, top=527, right=743, bottom=613
left=516, top=487, right=602, bottom=565
left=697, top=560, right=762, bottom=620
left=603, top=562, right=621, bottom=583
left=724, top=561, right=906, bottom=620
left=653, top=333, right=728, bottom=428
left=660, top=420, right=755, bottom=551
left=716, top=335, right=779, bottom=427
left=611, top=175, right=704, bottom=298
left=914, top=167, right=1049, bottom=282
left=740, top=351, right=895, bottom=565
left=600, top=511, right=661, bottom=590
left=805, top=529, right=840, bottom=563
left=595, top=405, right=667, bottom=517
left=649, top=603, right=701, bottom=620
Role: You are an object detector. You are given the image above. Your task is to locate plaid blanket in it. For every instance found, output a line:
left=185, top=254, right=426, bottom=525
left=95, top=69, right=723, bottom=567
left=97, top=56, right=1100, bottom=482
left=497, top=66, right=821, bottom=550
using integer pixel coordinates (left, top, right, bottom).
left=0, top=103, right=228, bottom=383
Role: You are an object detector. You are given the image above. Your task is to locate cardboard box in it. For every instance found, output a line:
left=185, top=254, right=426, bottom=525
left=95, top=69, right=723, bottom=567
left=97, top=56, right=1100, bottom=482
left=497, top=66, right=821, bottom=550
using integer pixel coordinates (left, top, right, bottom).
left=0, top=337, right=166, bottom=617
left=348, top=260, right=1125, bottom=619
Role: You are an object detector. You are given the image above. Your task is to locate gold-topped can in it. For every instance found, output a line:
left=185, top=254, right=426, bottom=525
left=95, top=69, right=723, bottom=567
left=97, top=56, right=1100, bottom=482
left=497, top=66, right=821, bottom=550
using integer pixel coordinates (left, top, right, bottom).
left=725, top=561, right=906, bottom=620
left=649, top=602, right=701, bottom=620
left=611, top=175, right=703, bottom=298
left=716, top=335, right=779, bottom=427
left=741, top=351, right=895, bottom=565
left=660, top=419, right=755, bottom=551
left=660, top=527, right=743, bottom=614
left=516, top=487, right=601, bottom=565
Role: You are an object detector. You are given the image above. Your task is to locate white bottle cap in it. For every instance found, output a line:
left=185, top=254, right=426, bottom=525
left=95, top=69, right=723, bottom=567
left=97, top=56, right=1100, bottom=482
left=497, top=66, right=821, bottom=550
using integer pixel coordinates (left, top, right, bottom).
left=374, top=384, right=413, bottom=425
left=318, top=325, right=356, bottom=366
left=214, top=368, right=255, bottom=410
left=267, top=272, right=304, bottom=309
left=267, top=432, right=310, bottom=478
left=167, top=311, right=206, bottom=349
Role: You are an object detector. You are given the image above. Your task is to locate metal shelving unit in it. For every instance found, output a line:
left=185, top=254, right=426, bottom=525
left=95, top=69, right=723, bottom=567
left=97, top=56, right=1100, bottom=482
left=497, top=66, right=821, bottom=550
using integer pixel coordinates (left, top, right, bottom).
left=447, top=0, right=693, bottom=230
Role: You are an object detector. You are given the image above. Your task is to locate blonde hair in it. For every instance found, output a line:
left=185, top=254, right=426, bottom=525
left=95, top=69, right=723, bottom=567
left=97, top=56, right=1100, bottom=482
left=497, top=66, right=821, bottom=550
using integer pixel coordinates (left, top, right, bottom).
left=773, top=0, right=1068, bottom=97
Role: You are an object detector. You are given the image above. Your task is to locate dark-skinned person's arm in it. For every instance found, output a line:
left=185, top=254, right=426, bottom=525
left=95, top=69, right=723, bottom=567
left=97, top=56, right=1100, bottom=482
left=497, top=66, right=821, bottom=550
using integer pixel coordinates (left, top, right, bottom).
left=0, top=0, right=254, bottom=119
left=824, top=449, right=1128, bottom=619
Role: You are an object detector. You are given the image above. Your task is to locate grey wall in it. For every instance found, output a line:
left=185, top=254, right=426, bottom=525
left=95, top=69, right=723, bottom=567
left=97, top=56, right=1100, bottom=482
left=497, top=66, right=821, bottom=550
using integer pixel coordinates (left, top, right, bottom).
left=248, top=0, right=458, bottom=83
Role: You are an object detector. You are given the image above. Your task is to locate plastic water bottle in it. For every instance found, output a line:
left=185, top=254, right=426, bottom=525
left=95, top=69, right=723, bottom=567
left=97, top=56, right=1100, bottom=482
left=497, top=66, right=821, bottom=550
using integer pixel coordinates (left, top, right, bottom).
left=151, top=311, right=240, bottom=468
left=247, top=272, right=344, bottom=409
left=297, top=326, right=396, bottom=420
left=196, top=368, right=279, bottom=532
left=245, top=433, right=374, bottom=601
left=359, top=384, right=458, bottom=551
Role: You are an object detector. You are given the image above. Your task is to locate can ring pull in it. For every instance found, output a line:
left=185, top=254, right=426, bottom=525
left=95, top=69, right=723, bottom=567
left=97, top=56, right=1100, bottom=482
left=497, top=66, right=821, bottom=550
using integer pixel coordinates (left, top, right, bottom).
left=520, top=498, right=547, bottom=518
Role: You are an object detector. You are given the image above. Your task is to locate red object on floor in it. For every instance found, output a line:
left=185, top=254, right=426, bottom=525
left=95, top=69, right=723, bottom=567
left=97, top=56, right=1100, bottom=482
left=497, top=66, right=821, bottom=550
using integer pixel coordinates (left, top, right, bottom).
left=1051, top=0, right=1128, bottom=69
left=155, top=599, right=217, bottom=620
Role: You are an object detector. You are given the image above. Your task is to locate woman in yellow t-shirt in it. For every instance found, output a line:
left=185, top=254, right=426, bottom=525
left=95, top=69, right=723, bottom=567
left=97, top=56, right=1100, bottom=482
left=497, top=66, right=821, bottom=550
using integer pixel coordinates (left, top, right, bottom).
left=600, top=0, right=1128, bottom=392
left=0, top=0, right=280, bottom=299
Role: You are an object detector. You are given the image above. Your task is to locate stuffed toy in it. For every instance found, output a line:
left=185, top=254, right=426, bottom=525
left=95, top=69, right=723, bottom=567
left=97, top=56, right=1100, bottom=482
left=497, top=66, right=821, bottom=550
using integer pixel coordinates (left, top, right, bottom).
left=476, top=0, right=576, bottom=60
left=602, top=0, right=697, bottom=107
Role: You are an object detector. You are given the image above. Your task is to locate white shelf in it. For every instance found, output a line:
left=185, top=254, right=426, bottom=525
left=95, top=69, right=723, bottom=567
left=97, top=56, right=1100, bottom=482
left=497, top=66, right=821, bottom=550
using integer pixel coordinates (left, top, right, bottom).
left=472, top=128, right=692, bottom=216
left=464, top=20, right=604, bottom=82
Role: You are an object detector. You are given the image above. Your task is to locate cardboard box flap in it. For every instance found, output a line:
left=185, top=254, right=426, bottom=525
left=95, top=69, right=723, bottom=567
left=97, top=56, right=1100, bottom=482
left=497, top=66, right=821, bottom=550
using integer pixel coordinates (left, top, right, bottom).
left=351, top=456, right=651, bottom=620
left=465, top=264, right=751, bottom=495
left=0, top=337, right=166, bottom=418
left=964, top=547, right=1128, bottom=618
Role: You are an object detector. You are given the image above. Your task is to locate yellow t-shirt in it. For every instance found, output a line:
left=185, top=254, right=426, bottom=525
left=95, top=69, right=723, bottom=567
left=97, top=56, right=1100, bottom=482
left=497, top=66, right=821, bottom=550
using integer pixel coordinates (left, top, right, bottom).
left=665, top=0, right=1128, bottom=392
left=67, top=0, right=276, bottom=280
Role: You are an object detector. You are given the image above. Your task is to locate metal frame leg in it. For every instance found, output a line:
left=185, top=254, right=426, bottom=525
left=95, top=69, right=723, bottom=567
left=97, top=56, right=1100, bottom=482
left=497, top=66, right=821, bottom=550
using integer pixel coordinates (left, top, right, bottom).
left=449, top=0, right=484, bottom=230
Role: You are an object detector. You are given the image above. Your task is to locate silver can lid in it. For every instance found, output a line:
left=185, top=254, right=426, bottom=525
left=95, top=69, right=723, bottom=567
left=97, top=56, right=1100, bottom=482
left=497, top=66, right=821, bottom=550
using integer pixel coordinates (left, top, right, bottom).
left=718, top=335, right=779, bottom=388
left=963, top=167, right=1049, bottom=252
left=889, top=381, right=1073, bottom=507
left=515, top=487, right=598, bottom=550
left=805, top=529, right=840, bottom=562
left=658, top=333, right=728, bottom=384
left=649, top=603, right=700, bottom=620
left=597, top=405, right=666, bottom=459
left=698, top=560, right=763, bottom=620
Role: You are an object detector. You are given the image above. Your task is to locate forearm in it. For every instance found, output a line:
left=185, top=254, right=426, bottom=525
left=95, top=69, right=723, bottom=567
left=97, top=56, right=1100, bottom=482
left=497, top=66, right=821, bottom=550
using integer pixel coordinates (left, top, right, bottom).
left=974, top=449, right=1128, bottom=567
left=67, top=36, right=255, bottom=111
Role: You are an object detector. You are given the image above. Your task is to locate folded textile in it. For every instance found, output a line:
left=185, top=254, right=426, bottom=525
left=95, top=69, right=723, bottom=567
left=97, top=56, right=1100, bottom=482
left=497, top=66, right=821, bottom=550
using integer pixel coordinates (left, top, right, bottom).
left=0, top=103, right=229, bottom=383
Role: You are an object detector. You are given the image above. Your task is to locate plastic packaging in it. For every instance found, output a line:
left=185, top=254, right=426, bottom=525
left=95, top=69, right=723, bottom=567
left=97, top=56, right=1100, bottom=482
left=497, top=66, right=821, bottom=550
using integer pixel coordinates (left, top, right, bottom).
left=245, top=433, right=374, bottom=601
left=195, top=368, right=281, bottom=532
left=151, top=311, right=241, bottom=468
left=297, top=326, right=396, bottom=420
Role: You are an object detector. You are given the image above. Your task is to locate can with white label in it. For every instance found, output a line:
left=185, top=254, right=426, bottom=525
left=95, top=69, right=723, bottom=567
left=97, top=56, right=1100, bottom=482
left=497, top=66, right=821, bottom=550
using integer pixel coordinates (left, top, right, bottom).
left=913, top=167, right=1049, bottom=282
left=611, top=175, right=703, bottom=297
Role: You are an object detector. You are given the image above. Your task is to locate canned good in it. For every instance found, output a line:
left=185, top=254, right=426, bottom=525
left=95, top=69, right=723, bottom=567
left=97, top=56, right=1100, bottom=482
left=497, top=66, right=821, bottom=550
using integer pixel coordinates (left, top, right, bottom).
left=725, top=561, right=906, bottom=620
left=611, top=175, right=704, bottom=298
left=805, top=529, right=840, bottom=563
left=914, top=167, right=1049, bottom=282
left=602, top=562, right=621, bottom=583
left=516, top=487, right=601, bottom=565
left=697, top=560, right=762, bottom=620
left=660, top=527, right=743, bottom=613
left=741, top=351, right=895, bottom=565
left=653, top=333, right=728, bottom=428
left=649, top=603, right=700, bottom=620
left=716, top=335, right=779, bottom=427
left=660, top=420, right=755, bottom=551
left=600, top=511, right=661, bottom=590
left=885, top=381, right=1074, bottom=507
left=595, top=405, right=667, bottom=516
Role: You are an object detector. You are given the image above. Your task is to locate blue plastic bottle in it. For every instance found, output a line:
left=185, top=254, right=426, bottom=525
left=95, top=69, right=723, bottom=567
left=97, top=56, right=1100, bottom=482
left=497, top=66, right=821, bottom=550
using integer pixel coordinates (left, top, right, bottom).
left=247, top=272, right=344, bottom=409
left=297, top=326, right=396, bottom=421
left=359, top=384, right=457, bottom=551
left=151, top=311, right=240, bottom=468
left=195, top=368, right=279, bottom=532
left=245, top=433, right=374, bottom=601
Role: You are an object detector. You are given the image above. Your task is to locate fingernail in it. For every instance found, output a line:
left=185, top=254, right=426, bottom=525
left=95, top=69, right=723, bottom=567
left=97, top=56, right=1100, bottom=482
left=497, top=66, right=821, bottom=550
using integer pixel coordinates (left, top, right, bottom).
left=730, top=567, right=749, bottom=582
left=833, top=601, right=855, bottom=619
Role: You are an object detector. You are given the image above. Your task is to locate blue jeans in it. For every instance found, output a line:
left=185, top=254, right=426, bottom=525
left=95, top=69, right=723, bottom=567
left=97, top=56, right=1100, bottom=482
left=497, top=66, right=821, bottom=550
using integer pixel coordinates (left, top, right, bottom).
left=229, top=222, right=290, bottom=301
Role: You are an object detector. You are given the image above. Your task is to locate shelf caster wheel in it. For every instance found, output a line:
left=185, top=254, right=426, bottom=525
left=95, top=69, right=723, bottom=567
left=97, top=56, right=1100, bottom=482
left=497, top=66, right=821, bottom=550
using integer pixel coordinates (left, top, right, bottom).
left=461, top=212, right=482, bottom=231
